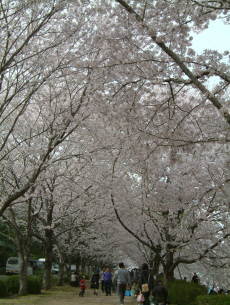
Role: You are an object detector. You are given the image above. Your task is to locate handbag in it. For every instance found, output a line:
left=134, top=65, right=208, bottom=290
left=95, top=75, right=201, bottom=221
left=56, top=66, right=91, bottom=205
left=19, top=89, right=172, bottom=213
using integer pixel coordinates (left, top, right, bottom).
left=141, top=283, right=149, bottom=292
left=141, top=273, right=150, bottom=292
left=125, top=289, right=131, bottom=296
left=137, top=293, right=145, bottom=303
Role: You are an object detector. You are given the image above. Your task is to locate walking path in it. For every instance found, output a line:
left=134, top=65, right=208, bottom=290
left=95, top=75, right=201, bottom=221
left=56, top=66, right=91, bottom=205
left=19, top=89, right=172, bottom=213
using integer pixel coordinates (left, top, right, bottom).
left=37, top=289, right=134, bottom=305
left=1, top=281, right=135, bottom=305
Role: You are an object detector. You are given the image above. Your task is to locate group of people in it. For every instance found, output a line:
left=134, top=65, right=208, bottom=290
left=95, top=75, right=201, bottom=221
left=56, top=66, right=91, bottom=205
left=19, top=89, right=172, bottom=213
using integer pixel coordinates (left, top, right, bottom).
left=71, top=263, right=169, bottom=304
left=90, top=266, right=116, bottom=296
left=94, top=262, right=168, bottom=305
left=135, top=263, right=168, bottom=305
left=70, top=271, right=86, bottom=297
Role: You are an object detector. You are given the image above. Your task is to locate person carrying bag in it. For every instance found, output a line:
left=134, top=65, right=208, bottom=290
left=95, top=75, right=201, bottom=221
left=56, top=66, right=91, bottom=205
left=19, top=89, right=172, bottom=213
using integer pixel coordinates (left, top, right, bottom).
left=141, top=273, right=150, bottom=292
left=138, top=263, right=154, bottom=305
left=137, top=293, right=145, bottom=303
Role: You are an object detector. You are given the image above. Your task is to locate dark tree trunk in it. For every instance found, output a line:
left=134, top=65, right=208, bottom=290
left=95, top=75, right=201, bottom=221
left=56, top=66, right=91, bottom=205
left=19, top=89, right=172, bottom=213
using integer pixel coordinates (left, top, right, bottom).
left=43, top=228, right=53, bottom=290
left=56, top=262, right=65, bottom=286
left=75, top=255, right=81, bottom=273
left=163, top=251, right=174, bottom=287
left=18, top=260, right=28, bottom=296
left=81, top=259, right=86, bottom=274
left=152, top=246, right=161, bottom=277
left=67, top=255, right=73, bottom=283
left=10, top=198, right=33, bottom=296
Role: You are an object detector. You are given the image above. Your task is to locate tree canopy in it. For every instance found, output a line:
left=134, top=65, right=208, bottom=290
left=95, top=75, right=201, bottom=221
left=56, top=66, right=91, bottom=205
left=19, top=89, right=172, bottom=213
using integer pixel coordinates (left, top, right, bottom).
left=0, top=0, right=230, bottom=291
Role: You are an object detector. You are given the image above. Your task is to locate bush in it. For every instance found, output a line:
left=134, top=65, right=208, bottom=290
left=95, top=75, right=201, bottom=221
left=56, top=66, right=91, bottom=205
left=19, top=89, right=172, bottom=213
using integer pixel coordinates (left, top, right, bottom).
left=195, top=294, right=230, bottom=305
left=79, top=272, right=89, bottom=280
left=5, top=275, right=19, bottom=294
left=0, top=278, right=7, bottom=297
left=27, top=276, right=42, bottom=294
left=33, top=269, right=44, bottom=280
left=5, top=275, right=42, bottom=294
left=168, top=279, right=207, bottom=305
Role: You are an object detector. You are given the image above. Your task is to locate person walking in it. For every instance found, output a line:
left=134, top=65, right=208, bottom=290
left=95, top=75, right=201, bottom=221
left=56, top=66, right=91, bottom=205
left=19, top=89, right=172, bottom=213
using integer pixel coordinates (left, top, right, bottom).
left=70, top=271, right=79, bottom=287
left=91, top=269, right=100, bottom=295
left=103, top=267, right=113, bottom=296
left=138, top=263, right=154, bottom=305
left=111, top=268, right=116, bottom=292
left=79, top=276, right=86, bottom=297
left=131, top=267, right=139, bottom=282
left=131, top=280, right=139, bottom=303
left=113, top=262, right=132, bottom=305
left=152, top=280, right=168, bottom=305
left=99, top=266, right=106, bottom=292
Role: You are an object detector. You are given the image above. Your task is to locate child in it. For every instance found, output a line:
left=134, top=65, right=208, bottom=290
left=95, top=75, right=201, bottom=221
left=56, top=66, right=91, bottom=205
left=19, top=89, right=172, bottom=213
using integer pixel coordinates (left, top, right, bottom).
left=131, top=280, right=139, bottom=303
left=79, top=276, right=86, bottom=297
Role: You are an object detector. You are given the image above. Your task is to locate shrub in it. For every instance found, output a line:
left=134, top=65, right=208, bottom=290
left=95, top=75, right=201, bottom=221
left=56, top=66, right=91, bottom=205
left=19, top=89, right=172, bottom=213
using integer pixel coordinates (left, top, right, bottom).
left=5, top=275, right=19, bottom=294
left=79, top=272, right=89, bottom=280
left=0, top=278, right=7, bottom=297
left=27, top=276, right=42, bottom=294
left=168, top=279, right=207, bottom=305
left=33, top=269, right=44, bottom=281
left=5, top=275, right=42, bottom=294
left=155, top=275, right=164, bottom=284
left=84, top=273, right=89, bottom=280
left=195, top=294, right=230, bottom=305
left=63, top=276, right=69, bottom=283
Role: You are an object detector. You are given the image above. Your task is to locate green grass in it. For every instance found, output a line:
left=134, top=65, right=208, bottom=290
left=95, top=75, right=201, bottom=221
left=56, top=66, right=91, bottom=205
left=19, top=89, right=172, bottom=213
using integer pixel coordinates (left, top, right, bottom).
left=0, top=282, right=77, bottom=304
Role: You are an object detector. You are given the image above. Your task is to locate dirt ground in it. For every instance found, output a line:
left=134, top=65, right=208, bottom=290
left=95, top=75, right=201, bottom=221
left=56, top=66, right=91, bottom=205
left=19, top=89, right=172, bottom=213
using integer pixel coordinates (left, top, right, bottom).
left=1, top=281, right=136, bottom=305
left=37, top=288, right=134, bottom=305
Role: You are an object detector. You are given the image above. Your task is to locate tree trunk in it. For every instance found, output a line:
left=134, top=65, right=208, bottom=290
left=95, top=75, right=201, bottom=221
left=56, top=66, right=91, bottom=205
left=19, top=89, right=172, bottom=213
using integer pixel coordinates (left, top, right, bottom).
left=152, top=246, right=161, bottom=276
left=163, top=251, right=174, bottom=287
left=43, top=228, right=53, bottom=290
left=18, top=261, right=28, bottom=296
left=56, top=262, right=65, bottom=286
left=81, top=259, right=86, bottom=274
left=67, top=255, right=73, bottom=283
left=75, top=255, right=81, bottom=273
left=163, top=268, right=174, bottom=286
left=87, top=264, right=90, bottom=278
left=9, top=199, right=33, bottom=296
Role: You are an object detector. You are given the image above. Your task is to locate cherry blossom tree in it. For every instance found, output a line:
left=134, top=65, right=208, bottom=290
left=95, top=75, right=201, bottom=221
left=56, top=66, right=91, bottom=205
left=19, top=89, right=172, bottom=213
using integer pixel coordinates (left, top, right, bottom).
left=1, top=0, right=230, bottom=292
left=0, top=0, right=99, bottom=216
left=112, top=0, right=230, bottom=122
left=69, top=0, right=230, bottom=284
left=105, top=86, right=230, bottom=283
left=0, top=0, right=108, bottom=293
left=0, top=201, right=34, bottom=295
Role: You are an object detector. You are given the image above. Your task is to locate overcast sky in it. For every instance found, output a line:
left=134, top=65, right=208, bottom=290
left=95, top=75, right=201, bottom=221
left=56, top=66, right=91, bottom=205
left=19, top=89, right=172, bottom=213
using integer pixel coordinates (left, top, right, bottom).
left=192, top=19, right=230, bottom=53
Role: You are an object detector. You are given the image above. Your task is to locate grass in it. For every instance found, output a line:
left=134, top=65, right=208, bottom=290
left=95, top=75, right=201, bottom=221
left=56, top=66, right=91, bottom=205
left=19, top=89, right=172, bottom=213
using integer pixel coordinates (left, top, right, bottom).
left=0, top=282, right=78, bottom=305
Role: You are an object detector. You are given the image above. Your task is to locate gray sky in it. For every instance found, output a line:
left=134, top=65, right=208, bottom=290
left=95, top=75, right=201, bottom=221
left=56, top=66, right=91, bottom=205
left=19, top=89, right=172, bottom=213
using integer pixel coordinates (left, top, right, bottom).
left=192, top=19, right=230, bottom=53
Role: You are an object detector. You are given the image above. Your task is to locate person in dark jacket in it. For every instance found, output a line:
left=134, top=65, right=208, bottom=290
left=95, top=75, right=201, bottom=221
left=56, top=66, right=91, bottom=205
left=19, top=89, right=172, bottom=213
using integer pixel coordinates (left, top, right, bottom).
left=138, top=263, right=154, bottom=305
left=131, top=267, right=139, bottom=282
left=191, top=272, right=200, bottom=283
left=91, top=270, right=100, bottom=295
left=152, top=280, right=168, bottom=305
